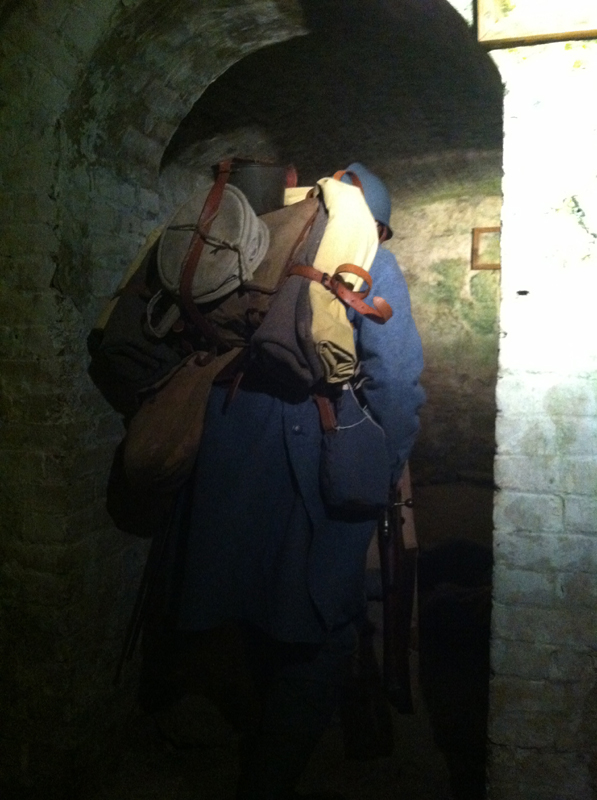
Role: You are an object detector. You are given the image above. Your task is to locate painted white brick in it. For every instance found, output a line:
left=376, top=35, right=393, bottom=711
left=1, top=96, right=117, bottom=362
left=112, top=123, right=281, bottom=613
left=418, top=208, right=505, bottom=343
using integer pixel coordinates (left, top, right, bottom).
left=495, top=531, right=597, bottom=573
left=489, top=744, right=592, bottom=799
left=85, top=203, right=120, bottom=233
left=547, top=648, right=596, bottom=683
left=495, top=455, right=597, bottom=496
left=26, top=1, right=72, bottom=32
left=120, top=127, right=164, bottom=169
left=556, top=571, right=597, bottom=608
left=143, top=80, right=187, bottom=121
left=91, top=264, right=129, bottom=298
left=0, top=193, right=14, bottom=222
left=493, top=565, right=556, bottom=607
left=496, top=373, right=597, bottom=418
left=490, top=639, right=595, bottom=683
left=495, top=455, right=559, bottom=493
left=564, top=495, right=597, bottom=534
left=93, top=173, right=137, bottom=208
left=498, top=282, right=597, bottom=374
left=494, top=491, right=563, bottom=533
left=117, top=213, right=155, bottom=240
left=0, top=254, right=57, bottom=291
left=32, top=71, right=69, bottom=126
left=491, top=638, right=555, bottom=680
left=494, top=566, right=556, bottom=606
left=489, top=712, right=557, bottom=750
left=13, top=193, right=57, bottom=225
left=493, top=564, right=597, bottom=609
left=90, top=234, right=133, bottom=260
left=496, top=413, right=597, bottom=457
left=559, top=457, right=597, bottom=496
left=490, top=676, right=584, bottom=748
left=136, top=188, right=160, bottom=217
left=23, top=27, right=79, bottom=87
left=492, top=603, right=597, bottom=649
left=489, top=783, right=586, bottom=800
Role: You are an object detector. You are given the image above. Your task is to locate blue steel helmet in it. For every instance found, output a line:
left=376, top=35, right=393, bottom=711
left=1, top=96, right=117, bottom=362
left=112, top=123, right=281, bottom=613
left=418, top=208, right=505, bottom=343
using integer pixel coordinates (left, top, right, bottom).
left=341, top=162, right=393, bottom=239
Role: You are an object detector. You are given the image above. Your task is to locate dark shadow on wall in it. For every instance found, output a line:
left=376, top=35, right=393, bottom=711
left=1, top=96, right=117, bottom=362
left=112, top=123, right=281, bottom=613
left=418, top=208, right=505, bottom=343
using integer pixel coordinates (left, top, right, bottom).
left=418, top=537, right=492, bottom=800
left=0, top=0, right=21, bottom=30
left=160, top=0, right=503, bottom=180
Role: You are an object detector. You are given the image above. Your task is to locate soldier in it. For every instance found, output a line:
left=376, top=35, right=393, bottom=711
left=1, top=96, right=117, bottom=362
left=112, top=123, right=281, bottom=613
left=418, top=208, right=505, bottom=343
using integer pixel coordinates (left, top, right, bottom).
left=168, top=163, right=425, bottom=800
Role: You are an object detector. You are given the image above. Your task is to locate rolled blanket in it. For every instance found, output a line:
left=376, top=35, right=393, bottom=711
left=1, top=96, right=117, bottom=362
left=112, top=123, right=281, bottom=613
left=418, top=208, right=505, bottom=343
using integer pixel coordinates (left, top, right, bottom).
left=309, top=281, right=358, bottom=384
left=308, top=177, right=379, bottom=383
left=251, top=274, right=323, bottom=388
left=312, top=177, right=378, bottom=290
left=253, top=177, right=380, bottom=387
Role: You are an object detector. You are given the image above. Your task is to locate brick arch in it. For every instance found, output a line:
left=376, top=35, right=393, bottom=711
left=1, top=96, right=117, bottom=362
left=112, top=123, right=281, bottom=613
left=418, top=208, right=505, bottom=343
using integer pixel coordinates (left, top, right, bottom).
left=58, top=0, right=474, bottom=183
left=49, top=0, right=304, bottom=314
left=160, top=0, right=500, bottom=187
left=51, top=0, right=492, bottom=312
left=61, top=0, right=305, bottom=185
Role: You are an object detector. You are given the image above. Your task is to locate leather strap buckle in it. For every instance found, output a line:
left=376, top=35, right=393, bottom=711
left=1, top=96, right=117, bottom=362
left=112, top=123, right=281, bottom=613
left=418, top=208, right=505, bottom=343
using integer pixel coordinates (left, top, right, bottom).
left=288, top=264, right=393, bottom=324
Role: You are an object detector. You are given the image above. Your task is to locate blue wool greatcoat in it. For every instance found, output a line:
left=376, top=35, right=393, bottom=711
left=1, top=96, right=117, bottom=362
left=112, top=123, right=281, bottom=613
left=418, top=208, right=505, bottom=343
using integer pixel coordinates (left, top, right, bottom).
left=177, top=246, right=425, bottom=642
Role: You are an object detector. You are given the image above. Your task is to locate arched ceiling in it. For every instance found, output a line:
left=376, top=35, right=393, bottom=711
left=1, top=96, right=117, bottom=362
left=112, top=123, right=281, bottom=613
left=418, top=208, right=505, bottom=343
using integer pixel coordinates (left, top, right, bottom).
left=1, top=0, right=497, bottom=188
left=160, top=0, right=502, bottom=186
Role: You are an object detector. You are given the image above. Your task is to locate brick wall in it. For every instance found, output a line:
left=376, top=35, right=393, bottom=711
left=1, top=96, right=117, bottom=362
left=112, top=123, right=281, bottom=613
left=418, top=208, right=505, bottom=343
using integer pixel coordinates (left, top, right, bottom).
left=4, top=2, right=595, bottom=799
left=386, top=151, right=502, bottom=483
left=488, top=41, right=597, bottom=800
left=0, top=1, right=304, bottom=794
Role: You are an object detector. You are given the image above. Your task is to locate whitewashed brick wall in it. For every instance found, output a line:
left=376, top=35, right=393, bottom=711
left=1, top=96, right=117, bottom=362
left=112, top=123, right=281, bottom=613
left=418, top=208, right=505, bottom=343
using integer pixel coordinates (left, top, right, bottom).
left=489, top=41, right=597, bottom=800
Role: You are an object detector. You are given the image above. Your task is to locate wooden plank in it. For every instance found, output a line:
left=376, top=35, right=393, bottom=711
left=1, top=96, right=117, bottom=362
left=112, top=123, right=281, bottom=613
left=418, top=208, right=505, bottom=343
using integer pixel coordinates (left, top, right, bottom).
left=477, top=0, right=597, bottom=48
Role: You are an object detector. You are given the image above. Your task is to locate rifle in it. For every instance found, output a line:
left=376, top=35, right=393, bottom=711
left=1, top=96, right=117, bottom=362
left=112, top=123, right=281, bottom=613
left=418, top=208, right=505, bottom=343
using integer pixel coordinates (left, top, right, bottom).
left=377, top=463, right=418, bottom=714
left=113, top=497, right=178, bottom=686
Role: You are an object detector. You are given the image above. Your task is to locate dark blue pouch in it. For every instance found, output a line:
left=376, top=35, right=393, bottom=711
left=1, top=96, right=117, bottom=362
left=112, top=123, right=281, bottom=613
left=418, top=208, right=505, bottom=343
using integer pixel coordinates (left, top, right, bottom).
left=320, top=384, right=390, bottom=510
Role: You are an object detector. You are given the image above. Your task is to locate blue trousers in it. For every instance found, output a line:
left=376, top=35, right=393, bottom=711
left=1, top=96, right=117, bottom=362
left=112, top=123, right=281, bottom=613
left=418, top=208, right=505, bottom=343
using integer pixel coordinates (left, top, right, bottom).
left=236, top=621, right=358, bottom=800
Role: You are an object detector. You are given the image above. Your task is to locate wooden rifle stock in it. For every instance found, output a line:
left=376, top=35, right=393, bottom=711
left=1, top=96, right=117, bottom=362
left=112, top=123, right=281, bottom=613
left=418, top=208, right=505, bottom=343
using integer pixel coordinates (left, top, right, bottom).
left=377, top=463, right=418, bottom=713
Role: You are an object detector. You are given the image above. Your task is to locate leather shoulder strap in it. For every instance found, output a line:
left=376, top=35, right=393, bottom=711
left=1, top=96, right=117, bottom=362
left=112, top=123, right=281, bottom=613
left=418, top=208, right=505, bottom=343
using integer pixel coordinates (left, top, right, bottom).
left=332, top=169, right=364, bottom=194
left=178, top=161, right=232, bottom=349
left=289, top=264, right=393, bottom=324
left=313, top=392, right=337, bottom=432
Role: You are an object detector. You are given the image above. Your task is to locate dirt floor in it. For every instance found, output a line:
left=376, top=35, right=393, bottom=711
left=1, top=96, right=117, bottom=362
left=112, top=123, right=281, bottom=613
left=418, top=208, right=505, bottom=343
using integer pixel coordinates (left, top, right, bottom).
left=83, top=481, right=494, bottom=800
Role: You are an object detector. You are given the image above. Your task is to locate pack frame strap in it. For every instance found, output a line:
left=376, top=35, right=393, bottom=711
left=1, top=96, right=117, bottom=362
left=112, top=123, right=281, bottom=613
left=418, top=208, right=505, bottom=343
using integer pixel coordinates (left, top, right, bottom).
left=289, top=263, right=393, bottom=323
left=178, top=160, right=233, bottom=351
left=312, top=392, right=338, bottom=433
left=332, top=169, right=364, bottom=193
